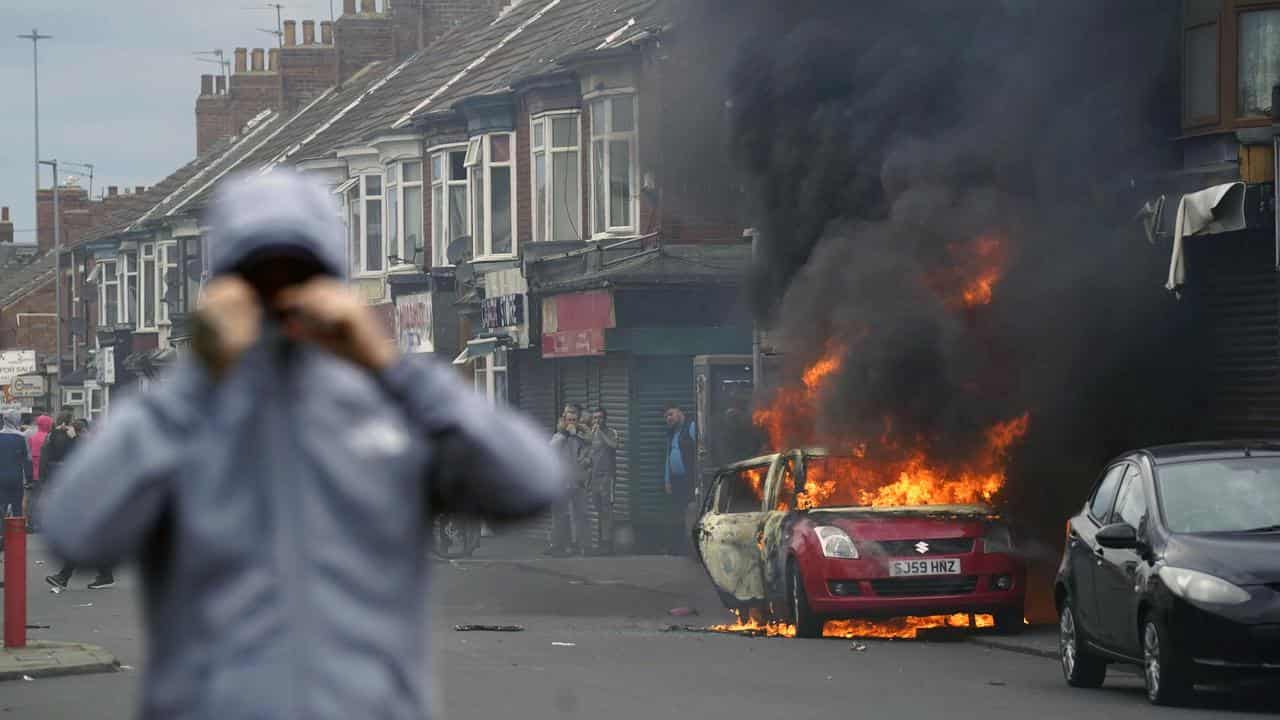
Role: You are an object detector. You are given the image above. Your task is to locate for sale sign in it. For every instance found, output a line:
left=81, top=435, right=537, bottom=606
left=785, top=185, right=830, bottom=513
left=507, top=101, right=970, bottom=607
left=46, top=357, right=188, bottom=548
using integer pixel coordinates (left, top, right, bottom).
left=0, top=350, right=37, bottom=387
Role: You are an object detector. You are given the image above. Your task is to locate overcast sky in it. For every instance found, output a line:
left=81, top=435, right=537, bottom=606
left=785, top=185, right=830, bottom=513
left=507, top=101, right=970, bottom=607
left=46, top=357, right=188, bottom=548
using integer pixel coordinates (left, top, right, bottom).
left=1, top=0, right=338, bottom=242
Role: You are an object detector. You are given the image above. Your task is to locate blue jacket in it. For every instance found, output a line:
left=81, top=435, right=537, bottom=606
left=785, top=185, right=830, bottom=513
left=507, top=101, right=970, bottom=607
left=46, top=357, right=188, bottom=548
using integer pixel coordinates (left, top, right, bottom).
left=0, top=414, right=30, bottom=515
left=40, top=171, right=567, bottom=719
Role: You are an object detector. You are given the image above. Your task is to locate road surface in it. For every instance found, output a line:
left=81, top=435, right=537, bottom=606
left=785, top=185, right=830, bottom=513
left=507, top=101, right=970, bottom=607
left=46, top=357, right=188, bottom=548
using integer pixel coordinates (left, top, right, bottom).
left=2, top=536, right=1275, bottom=719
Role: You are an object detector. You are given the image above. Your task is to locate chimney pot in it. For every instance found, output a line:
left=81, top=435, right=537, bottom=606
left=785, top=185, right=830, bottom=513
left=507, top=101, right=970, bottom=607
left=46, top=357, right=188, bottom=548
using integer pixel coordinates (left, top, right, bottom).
left=302, top=20, right=316, bottom=45
left=343, top=0, right=356, bottom=15
left=361, top=0, right=375, bottom=14
left=135, top=186, right=146, bottom=195
left=1, top=207, right=9, bottom=222
left=269, top=47, right=280, bottom=71
left=321, top=20, right=333, bottom=45
left=234, top=47, right=248, bottom=73
left=251, top=48, right=265, bottom=72
left=107, top=186, right=119, bottom=197
left=283, top=20, right=297, bottom=47
left=201, top=74, right=214, bottom=95
left=216, top=75, right=227, bottom=94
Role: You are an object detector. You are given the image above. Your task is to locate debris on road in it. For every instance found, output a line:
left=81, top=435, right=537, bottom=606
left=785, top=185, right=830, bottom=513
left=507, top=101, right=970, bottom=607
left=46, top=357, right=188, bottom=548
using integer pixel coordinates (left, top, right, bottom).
left=453, top=624, right=524, bottom=632
left=25, top=624, right=50, bottom=630
left=551, top=642, right=577, bottom=647
left=120, top=665, right=135, bottom=671
left=987, top=681, right=1006, bottom=687
left=20, top=676, right=32, bottom=682
left=850, top=643, right=868, bottom=652
left=76, top=603, right=93, bottom=608
left=668, top=607, right=699, bottom=617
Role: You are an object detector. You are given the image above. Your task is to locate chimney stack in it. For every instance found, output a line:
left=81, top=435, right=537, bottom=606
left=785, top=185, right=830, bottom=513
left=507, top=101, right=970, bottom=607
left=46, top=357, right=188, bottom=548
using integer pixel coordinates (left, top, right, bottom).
left=302, top=20, right=316, bottom=45
left=107, top=186, right=119, bottom=197
left=201, top=74, right=214, bottom=95
left=251, top=48, right=265, bottom=72
left=216, top=75, right=227, bottom=94
left=269, top=47, right=280, bottom=71
left=0, top=207, right=12, bottom=245
left=283, top=20, right=297, bottom=47
left=234, top=47, right=248, bottom=73
left=321, top=20, right=333, bottom=45
left=361, top=0, right=375, bottom=14
left=343, top=0, right=356, bottom=15
left=135, top=186, right=146, bottom=195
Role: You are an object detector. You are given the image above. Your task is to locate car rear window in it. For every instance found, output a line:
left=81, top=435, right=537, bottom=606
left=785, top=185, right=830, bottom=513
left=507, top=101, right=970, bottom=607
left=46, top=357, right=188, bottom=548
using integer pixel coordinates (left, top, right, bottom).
left=1157, top=458, right=1280, bottom=533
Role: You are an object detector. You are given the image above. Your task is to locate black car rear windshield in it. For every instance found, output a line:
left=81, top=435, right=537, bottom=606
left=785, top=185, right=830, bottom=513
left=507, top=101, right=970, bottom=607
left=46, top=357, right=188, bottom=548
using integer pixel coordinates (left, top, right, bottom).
left=1157, top=458, right=1280, bottom=533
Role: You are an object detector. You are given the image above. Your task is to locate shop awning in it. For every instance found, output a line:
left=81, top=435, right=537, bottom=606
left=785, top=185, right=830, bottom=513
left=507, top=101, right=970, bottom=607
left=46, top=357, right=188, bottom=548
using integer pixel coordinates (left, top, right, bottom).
left=451, top=337, right=499, bottom=365
left=1166, top=182, right=1247, bottom=292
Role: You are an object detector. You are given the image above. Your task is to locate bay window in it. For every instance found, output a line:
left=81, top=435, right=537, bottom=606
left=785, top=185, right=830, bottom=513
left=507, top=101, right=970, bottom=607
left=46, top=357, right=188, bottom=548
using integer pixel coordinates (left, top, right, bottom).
left=121, top=250, right=138, bottom=325
left=430, top=146, right=469, bottom=267
left=589, top=94, right=638, bottom=236
left=466, top=132, right=516, bottom=259
left=348, top=174, right=384, bottom=274
left=140, top=242, right=157, bottom=330
left=98, top=259, right=119, bottom=326
left=1239, top=8, right=1280, bottom=117
left=384, top=161, right=424, bottom=266
left=531, top=112, right=582, bottom=243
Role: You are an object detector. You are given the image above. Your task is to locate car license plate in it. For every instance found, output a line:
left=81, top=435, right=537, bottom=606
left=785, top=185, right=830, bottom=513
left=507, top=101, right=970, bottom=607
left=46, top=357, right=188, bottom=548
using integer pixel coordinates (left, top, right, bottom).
left=889, top=559, right=961, bottom=577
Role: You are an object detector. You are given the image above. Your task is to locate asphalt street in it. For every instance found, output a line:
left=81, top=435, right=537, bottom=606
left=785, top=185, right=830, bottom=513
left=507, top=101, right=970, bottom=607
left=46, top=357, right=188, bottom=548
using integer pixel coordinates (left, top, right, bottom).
left=2, top=535, right=1277, bottom=719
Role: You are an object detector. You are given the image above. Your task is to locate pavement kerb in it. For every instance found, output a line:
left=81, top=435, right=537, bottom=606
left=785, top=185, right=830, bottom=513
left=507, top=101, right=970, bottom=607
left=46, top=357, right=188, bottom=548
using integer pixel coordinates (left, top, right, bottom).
left=444, top=557, right=690, bottom=599
left=0, top=641, right=120, bottom=682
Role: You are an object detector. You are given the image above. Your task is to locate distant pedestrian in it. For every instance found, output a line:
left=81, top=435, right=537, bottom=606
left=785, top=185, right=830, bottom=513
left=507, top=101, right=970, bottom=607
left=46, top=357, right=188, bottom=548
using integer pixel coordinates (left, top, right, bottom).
left=41, top=412, right=115, bottom=591
left=546, top=403, right=591, bottom=556
left=25, top=414, right=52, bottom=526
left=588, top=407, right=620, bottom=554
left=663, top=403, right=697, bottom=555
left=40, top=170, right=565, bottom=719
left=0, top=412, right=31, bottom=525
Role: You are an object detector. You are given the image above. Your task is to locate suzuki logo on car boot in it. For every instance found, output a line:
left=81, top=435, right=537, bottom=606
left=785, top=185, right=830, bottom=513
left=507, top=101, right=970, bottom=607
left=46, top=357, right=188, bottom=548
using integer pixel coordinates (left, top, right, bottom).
left=914, top=541, right=930, bottom=554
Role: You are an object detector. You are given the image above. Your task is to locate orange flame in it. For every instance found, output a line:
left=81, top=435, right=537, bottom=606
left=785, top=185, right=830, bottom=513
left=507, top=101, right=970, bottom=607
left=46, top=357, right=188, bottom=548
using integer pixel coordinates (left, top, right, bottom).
left=711, top=612, right=995, bottom=640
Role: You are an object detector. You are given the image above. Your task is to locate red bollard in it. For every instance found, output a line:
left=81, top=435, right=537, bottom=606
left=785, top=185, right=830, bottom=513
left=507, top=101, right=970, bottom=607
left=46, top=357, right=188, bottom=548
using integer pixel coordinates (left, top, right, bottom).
left=3, top=517, right=26, bottom=649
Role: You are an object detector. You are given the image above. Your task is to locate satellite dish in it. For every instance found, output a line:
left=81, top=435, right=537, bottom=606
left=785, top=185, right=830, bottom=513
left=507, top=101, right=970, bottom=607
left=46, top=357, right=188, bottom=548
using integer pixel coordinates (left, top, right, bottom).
left=446, top=236, right=472, bottom=266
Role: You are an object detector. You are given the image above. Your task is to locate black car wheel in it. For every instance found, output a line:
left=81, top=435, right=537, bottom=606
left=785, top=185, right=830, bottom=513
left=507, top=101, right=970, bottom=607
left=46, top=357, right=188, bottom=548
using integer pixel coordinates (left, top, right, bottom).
left=788, top=561, right=824, bottom=639
left=1143, top=615, right=1192, bottom=706
left=993, top=607, right=1025, bottom=635
left=1059, top=599, right=1106, bottom=688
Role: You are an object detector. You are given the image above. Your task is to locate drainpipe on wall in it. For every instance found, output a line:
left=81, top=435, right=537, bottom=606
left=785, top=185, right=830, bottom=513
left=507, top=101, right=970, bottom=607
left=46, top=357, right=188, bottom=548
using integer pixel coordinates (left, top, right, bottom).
left=1272, top=84, right=1280, bottom=271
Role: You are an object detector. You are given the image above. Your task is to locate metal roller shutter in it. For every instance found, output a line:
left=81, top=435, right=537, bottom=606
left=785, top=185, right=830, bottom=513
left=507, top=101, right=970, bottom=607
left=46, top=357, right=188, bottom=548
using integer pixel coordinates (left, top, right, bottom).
left=1187, top=231, right=1280, bottom=437
left=513, top=350, right=557, bottom=543
left=629, top=355, right=695, bottom=550
left=600, top=353, right=630, bottom=524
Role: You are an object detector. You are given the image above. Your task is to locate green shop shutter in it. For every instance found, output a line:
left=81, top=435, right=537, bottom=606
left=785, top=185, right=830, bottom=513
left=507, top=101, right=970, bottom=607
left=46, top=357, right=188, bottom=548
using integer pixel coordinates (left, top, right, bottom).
left=629, top=355, right=695, bottom=548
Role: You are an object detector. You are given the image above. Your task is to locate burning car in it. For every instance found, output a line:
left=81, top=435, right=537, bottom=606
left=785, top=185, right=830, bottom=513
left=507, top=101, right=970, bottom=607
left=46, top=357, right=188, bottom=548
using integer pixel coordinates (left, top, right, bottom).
left=693, top=448, right=1027, bottom=637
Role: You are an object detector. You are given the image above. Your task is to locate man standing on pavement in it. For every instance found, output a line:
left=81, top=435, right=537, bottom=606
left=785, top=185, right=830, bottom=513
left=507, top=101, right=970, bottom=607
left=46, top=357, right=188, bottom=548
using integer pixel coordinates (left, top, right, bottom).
left=663, top=403, right=697, bottom=555
left=588, top=407, right=620, bottom=555
left=40, top=170, right=566, bottom=720
left=0, top=412, right=31, bottom=525
left=547, top=403, right=591, bottom=556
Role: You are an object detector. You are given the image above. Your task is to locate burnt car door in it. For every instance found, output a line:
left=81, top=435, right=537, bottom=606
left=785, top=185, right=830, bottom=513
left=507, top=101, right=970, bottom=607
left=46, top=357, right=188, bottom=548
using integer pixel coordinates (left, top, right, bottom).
left=694, top=461, right=774, bottom=607
left=1093, top=462, right=1150, bottom=656
left=1067, top=463, right=1126, bottom=640
left=761, top=452, right=804, bottom=605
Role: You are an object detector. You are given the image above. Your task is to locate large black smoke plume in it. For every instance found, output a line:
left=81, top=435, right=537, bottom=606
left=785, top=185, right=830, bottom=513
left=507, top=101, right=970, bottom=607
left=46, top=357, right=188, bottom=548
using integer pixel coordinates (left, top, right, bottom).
left=665, top=0, right=1199, bottom=577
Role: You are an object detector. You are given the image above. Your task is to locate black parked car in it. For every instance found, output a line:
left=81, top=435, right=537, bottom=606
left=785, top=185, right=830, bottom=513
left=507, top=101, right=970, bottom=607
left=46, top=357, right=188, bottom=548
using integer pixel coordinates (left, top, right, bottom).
left=1055, top=442, right=1280, bottom=705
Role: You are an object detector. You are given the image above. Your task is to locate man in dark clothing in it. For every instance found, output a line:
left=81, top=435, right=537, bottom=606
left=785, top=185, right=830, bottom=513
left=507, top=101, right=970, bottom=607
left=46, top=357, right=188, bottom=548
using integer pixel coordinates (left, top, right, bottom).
left=587, top=408, right=620, bottom=554
left=0, top=411, right=31, bottom=523
left=41, top=412, right=115, bottom=591
left=40, top=171, right=566, bottom=719
left=663, top=403, right=697, bottom=555
left=547, top=403, right=591, bottom=556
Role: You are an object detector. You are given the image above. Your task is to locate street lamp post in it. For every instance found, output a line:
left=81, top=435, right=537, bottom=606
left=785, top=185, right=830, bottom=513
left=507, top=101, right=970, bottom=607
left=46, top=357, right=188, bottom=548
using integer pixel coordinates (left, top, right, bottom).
left=38, top=159, right=61, bottom=412
left=17, top=29, right=52, bottom=223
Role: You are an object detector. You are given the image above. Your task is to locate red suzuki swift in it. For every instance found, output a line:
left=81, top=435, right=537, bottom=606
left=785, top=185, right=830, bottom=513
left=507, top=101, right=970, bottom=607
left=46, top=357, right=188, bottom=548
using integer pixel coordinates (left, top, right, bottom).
left=693, top=449, right=1026, bottom=637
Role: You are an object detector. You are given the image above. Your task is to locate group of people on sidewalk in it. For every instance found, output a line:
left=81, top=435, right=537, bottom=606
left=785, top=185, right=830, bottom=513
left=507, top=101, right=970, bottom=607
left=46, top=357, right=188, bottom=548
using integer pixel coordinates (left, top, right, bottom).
left=0, top=410, right=113, bottom=590
left=544, top=401, right=697, bottom=557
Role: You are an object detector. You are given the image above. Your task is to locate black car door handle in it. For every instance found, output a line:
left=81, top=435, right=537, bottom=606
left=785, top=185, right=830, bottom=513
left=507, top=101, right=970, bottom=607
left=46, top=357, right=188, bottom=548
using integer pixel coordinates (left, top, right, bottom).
left=1094, top=546, right=1105, bottom=558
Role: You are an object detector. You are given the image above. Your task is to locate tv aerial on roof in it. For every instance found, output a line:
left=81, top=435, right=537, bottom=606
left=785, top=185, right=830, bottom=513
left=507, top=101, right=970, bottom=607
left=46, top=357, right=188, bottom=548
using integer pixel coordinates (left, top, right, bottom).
left=194, top=50, right=231, bottom=85
left=241, top=3, right=288, bottom=47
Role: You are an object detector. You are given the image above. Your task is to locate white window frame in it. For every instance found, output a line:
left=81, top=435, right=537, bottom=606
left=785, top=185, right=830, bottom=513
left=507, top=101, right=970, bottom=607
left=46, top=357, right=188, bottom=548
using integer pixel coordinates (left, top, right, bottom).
left=530, top=111, right=583, bottom=244
left=397, top=159, right=424, bottom=266
left=138, top=242, right=158, bottom=331
left=157, top=241, right=178, bottom=324
left=466, top=132, right=518, bottom=260
left=119, top=250, right=138, bottom=326
left=429, top=144, right=469, bottom=268
left=588, top=91, right=639, bottom=237
left=472, top=347, right=508, bottom=405
left=98, top=259, right=119, bottom=326
left=349, top=174, right=385, bottom=276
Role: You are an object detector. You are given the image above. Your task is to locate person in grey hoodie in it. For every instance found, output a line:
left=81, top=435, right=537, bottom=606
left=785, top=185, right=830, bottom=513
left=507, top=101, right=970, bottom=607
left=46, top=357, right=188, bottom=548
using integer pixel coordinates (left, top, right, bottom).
left=39, top=170, right=567, bottom=720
